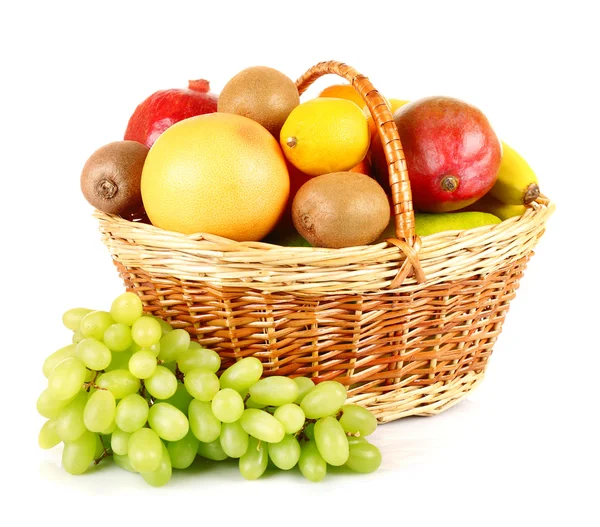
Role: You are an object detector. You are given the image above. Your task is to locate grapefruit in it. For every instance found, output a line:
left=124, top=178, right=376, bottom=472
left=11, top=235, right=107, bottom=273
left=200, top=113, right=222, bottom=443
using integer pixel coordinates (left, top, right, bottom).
left=141, top=113, right=290, bottom=240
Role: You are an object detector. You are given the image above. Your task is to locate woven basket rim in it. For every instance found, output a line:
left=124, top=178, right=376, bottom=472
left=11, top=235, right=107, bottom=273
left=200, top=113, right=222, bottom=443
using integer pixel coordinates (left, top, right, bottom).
left=95, top=195, right=554, bottom=295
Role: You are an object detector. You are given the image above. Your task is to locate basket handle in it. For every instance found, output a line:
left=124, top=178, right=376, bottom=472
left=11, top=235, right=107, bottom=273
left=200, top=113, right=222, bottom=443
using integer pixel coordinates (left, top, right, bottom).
left=295, top=60, right=426, bottom=285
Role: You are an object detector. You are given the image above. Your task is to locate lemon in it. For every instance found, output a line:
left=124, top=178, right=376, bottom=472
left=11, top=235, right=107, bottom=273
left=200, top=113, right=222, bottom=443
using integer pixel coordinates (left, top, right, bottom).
left=280, top=98, right=369, bottom=176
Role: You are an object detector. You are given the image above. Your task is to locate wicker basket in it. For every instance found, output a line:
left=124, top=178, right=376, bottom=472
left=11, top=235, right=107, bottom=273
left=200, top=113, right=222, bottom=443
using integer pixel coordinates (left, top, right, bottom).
left=95, top=60, right=554, bottom=423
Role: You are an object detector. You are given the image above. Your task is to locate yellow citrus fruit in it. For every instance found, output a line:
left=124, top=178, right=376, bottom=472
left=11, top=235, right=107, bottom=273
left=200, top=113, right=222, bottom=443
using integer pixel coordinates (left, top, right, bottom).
left=318, top=84, right=365, bottom=108
left=280, top=98, right=369, bottom=176
left=141, top=113, right=290, bottom=240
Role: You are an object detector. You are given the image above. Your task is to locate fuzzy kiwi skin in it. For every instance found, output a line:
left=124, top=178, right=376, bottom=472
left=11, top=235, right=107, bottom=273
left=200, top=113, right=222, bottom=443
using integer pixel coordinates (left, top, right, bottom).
left=292, top=172, right=391, bottom=248
left=80, top=141, right=149, bottom=215
left=217, top=66, right=300, bottom=137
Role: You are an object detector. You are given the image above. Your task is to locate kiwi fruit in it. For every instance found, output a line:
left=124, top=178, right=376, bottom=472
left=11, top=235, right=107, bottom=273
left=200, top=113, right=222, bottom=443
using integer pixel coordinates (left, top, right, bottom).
left=81, top=140, right=149, bottom=215
left=217, top=66, right=300, bottom=137
left=292, top=172, right=391, bottom=248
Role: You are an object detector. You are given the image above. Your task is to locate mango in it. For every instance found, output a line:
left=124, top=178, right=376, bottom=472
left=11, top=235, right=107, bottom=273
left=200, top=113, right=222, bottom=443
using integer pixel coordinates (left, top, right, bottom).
left=414, top=211, right=501, bottom=236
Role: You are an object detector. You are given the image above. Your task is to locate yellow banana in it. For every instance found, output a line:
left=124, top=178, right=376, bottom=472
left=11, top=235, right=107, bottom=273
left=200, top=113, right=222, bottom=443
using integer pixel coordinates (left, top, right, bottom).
left=490, top=141, right=540, bottom=205
left=462, top=193, right=527, bottom=221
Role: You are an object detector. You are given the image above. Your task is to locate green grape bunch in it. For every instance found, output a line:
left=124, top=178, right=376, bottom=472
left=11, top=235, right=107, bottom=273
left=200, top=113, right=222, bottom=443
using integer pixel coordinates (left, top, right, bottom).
left=37, top=292, right=383, bottom=486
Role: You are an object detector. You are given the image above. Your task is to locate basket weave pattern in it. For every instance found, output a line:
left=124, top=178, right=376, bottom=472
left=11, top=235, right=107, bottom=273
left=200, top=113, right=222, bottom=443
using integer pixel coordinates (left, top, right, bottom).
left=96, top=61, right=554, bottom=422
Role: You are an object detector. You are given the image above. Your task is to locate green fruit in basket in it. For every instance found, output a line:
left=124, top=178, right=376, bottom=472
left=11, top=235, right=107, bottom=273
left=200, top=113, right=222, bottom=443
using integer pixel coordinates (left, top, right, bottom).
left=273, top=403, right=305, bottom=435
left=144, top=366, right=177, bottom=399
left=414, top=211, right=502, bottom=237
left=42, top=344, right=77, bottom=378
left=158, top=328, right=190, bottom=363
left=131, top=316, right=162, bottom=348
left=240, top=408, right=285, bottom=443
left=141, top=442, right=172, bottom=487
left=177, top=344, right=221, bottom=374
left=111, top=428, right=131, bottom=456
left=96, top=369, right=141, bottom=399
left=128, top=350, right=158, bottom=379
left=103, top=323, right=133, bottom=352
left=80, top=140, right=149, bottom=216
left=38, top=419, right=61, bottom=450
left=184, top=367, right=220, bottom=401
left=189, top=400, right=221, bottom=443
left=293, top=376, right=315, bottom=404
left=62, top=430, right=98, bottom=475
left=62, top=308, right=93, bottom=331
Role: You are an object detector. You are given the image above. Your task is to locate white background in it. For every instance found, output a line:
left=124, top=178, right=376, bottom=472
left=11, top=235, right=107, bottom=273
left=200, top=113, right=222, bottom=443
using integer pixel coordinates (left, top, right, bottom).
left=2, top=1, right=598, bottom=525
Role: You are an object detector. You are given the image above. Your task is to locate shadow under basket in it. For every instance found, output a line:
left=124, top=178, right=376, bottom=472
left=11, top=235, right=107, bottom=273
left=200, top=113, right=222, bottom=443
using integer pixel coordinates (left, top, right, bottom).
left=95, top=61, right=555, bottom=423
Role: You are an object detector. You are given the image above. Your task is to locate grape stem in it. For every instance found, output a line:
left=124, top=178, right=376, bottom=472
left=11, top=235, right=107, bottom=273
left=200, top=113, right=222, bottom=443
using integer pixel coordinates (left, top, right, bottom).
left=83, top=371, right=106, bottom=392
left=94, top=436, right=113, bottom=465
left=175, top=365, right=185, bottom=383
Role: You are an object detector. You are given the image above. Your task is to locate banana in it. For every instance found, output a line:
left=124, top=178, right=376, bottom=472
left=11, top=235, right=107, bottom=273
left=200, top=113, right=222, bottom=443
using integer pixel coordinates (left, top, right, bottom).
left=490, top=141, right=540, bottom=205
left=462, top=193, right=527, bottom=221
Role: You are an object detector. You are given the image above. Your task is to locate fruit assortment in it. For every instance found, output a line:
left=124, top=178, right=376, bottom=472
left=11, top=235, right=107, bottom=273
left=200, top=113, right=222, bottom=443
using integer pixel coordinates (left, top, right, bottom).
left=38, top=292, right=382, bottom=485
left=80, top=64, right=541, bottom=247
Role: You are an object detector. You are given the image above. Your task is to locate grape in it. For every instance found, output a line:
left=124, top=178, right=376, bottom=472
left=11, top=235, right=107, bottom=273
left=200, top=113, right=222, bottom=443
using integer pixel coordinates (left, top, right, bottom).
left=150, top=315, right=173, bottom=336
left=72, top=329, right=85, bottom=344
left=95, top=434, right=106, bottom=459
left=83, top=389, right=116, bottom=433
left=113, top=453, right=137, bottom=473
left=131, top=316, right=162, bottom=348
left=211, top=389, right=244, bottom=423
left=148, top=402, right=189, bottom=441
left=268, top=434, right=301, bottom=470
left=273, top=403, right=305, bottom=435
left=197, top=439, right=228, bottom=461
left=298, top=440, right=327, bottom=482
left=159, top=383, right=193, bottom=414
left=128, top=350, right=157, bottom=379
left=110, top=292, right=143, bottom=326
left=145, top=366, right=177, bottom=399
left=105, top=350, right=133, bottom=372
left=111, top=428, right=131, bottom=455
left=300, top=381, right=347, bottom=419
left=345, top=439, right=382, bottom=473
left=115, top=393, right=149, bottom=433
left=339, top=404, right=377, bottom=437
left=43, top=344, right=77, bottom=378
left=245, top=397, right=265, bottom=409
left=96, top=369, right=141, bottom=399
left=62, top=430, right=97, bottom=475
left=184, top=368, right=220, bottom=402
left=103, top=323, right=133, bottom=352
left=188, top=400, right=221, bottom=443
left=303, top=422, right=315, bottom=440
left=141, top=442, right=172, bottom=487
left=38, top=419, right=61, bottom=449
left=36, top=389, right=75, bottom=419
left=62, top=308, right=93, bottom=331
left=314, top=416, right=349, bottom=466
left=240, top=409, right=285, bottom=443
left=219, top=421, right=249, bottom=458
left=219, top=357, right=263, bottom=393
left=177, top=345, right=220, bottom=374
left=158, top=329, right=190, bottom=363
left=248, top=376, right=299, bottom=407
left=55, top=391, right=88, bottom=441
left=239, top=436, right=268, bottom=480
left=144, top=342, right=161, bottom=357
left=168, top=430, right=199, bottom=469
left=76, top=338, right=112, bottom=371
left=128, top=428, right=163, bottom=473
left=48, top=357, right=87, bottom=401
left=293, top=376, right=315, bottom=404
left=80, top=311, right=114, bottom=341
left=101, top=419, right=117, bottom=434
